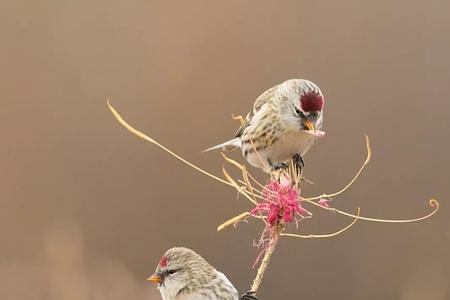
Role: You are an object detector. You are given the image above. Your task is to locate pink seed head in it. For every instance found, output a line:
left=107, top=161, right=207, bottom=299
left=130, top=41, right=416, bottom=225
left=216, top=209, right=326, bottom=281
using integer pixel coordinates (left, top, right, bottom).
left=251, top=181, right=304, bottom=226
left=318, top=198, right=330, bottom=208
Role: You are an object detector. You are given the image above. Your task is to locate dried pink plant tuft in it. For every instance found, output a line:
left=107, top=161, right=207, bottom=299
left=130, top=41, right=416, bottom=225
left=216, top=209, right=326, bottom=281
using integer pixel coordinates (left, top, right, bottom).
left=251, top=181, right=307, bottom=226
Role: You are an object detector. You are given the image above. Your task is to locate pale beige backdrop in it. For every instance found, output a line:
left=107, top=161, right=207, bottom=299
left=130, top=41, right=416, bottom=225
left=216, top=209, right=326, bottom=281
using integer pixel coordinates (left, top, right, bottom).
left=0, top=1, right=449, bottom=300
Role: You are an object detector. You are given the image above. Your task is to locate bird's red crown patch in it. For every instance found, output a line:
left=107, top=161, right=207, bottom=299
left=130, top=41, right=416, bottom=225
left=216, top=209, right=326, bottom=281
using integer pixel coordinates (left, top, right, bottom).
left=159, top=256, right=168, bottom=267
left=300, top=92, right=324, bottom=112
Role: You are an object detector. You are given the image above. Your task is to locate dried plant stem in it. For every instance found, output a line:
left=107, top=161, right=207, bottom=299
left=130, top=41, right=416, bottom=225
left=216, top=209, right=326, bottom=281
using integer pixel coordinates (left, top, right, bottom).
left=108, top=100, right=261, bottom=206
left=281, top=207, right=360, bottom=239
left=107, top=100, right=233, bottom=188
left=306, top=198, right=439, bottom=223
left=217, top=212, right=250, bottom=231
left=303, top=135, right=371, bottom=201
left=251, top=226, right=281, bottom=294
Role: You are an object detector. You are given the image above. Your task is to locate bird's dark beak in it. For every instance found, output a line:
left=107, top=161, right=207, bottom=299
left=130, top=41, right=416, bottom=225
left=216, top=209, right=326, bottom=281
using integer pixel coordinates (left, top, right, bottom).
left=147, top=273, right=163, bottom=284
left=302, top=119, right=315, bottom=131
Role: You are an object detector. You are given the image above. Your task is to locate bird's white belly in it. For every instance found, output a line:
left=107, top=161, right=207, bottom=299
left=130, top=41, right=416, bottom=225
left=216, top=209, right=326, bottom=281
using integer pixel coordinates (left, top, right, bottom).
left=161, top=290, right=212, bottom=300
left=179, top=293, right=215, bottom=300
left=168, top=291, right=235, bottom=300
left=246, top=130, right=316, bottom=169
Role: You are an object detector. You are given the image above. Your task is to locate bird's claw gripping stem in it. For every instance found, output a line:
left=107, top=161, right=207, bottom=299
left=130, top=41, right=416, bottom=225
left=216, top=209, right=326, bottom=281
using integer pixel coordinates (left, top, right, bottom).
left=267, top=153, right=305, bottom=173
left=240, top=291, right=258, bottom=300
left=268, top=159, right=288, bottom=171
left=292, top=153, right=305, bottom=171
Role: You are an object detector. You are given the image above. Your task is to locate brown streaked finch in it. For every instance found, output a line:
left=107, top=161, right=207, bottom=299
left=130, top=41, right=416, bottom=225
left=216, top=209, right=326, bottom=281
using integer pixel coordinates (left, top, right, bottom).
left=147, top=247, right=257, bottom=300
left=204, top=79, right=325, bottom=172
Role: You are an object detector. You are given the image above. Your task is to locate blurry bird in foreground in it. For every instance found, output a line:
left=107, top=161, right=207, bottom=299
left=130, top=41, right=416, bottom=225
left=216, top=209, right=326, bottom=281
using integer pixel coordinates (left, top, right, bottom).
left=147, top=247, right=257, bottom=300
left=204, top=79, right=325, bottom=173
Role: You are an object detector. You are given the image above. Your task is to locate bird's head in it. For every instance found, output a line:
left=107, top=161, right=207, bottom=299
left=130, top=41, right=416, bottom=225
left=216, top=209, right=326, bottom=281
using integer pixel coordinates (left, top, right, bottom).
left=288, top=79, right=324, bottom=131
left=147, top=247, right=215, bottom=298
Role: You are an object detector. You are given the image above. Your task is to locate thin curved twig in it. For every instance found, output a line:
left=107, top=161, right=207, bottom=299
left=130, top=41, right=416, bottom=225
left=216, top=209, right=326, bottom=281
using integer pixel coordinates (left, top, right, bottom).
left=280, top=208, right=360, bottom=239
left=303, top=135, right=371, bottom=201
left=305, top=198, right=439, bottom=223
left=108, top=100, right=234, bottom=187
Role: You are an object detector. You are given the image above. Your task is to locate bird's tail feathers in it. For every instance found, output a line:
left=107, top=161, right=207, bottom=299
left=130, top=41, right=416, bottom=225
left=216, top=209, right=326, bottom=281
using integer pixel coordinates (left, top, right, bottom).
left=203, top=138, right=241, bottom=152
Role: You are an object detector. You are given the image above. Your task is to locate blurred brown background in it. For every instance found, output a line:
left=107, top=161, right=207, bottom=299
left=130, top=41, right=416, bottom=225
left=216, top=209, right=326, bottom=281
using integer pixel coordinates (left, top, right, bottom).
left=0, top=1, right=449, bottom=299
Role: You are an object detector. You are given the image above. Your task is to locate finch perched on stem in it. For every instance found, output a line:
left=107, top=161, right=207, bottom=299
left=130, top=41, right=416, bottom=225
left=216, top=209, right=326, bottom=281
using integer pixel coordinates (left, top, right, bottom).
left=205, top=79, right=325, bottom=172
left=147, top=247, right=258, bottom=300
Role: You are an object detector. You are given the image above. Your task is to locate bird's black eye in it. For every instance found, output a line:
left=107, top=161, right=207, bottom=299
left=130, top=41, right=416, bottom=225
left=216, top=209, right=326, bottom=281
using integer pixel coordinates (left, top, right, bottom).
left=294, top=106, right=304, bottom=117
left=168, top=269, right=177, bottom=275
